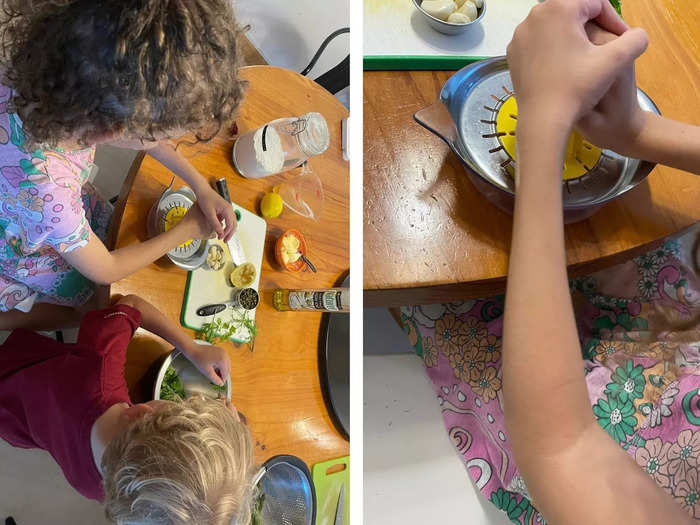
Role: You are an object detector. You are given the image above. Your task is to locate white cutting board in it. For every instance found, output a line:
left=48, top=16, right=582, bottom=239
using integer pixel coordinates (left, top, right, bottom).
left=181, top=202, right=267, bottom=343
left=364, top=0, right=539, bottom=60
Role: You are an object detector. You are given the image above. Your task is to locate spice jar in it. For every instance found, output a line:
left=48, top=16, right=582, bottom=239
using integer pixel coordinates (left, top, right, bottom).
left=232, top=112, right=330, bottom=179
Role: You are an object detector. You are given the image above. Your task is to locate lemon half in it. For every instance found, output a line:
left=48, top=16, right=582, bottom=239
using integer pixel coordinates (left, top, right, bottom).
left=230, top=263, right=257, bottom=288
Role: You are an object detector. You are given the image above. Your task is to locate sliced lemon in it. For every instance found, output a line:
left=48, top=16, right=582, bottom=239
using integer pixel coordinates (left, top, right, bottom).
left=230, top=262, right=257, bottom=288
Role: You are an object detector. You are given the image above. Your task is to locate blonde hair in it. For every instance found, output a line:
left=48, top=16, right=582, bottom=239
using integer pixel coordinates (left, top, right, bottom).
left=102, top=396, right=255, bottom=525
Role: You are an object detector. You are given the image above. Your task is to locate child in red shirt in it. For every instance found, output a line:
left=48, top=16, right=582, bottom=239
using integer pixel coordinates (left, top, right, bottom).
left=0, top=294, right=256, bottom=524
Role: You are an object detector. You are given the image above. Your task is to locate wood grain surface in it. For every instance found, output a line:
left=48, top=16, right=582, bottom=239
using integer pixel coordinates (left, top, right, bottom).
left=111, top=66, right=350, bottom=467
left=363, top=0, right=700, bottom=307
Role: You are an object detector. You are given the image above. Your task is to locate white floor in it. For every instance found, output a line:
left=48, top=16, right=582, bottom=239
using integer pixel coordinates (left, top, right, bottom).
left=363, top=311, right=510, bottom=525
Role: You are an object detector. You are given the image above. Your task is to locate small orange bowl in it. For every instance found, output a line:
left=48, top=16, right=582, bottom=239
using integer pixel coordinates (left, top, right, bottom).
left=275, top=229, right=308, bottom=272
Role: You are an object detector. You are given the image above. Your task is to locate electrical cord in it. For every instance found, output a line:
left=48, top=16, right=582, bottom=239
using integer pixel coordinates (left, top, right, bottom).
left=300, top=27, right=350, bottom=77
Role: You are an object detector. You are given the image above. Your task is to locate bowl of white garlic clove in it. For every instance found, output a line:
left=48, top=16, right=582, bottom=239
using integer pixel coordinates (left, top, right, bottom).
left=413, top=0, right=485, bottom=35
left=203, top=242, right=226, bottom=271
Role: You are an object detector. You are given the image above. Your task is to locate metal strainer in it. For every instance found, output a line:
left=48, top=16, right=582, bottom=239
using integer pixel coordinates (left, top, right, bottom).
left=246, top=455, right=316, bottom=525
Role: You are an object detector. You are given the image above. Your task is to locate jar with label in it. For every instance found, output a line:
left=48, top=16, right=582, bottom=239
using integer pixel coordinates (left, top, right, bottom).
left=232, top=112, right=330, bottom=179
left=273, top=288, right=349, bottom=313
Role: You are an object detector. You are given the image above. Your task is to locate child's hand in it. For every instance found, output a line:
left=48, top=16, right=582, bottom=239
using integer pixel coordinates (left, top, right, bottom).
left=194, top=186, right=238, bottom=243
left=185, top=342, right=231, bottom=386
left=506, top=0, right=648, bottom=129
left=576, top=23, right=648, bottom=157
left=178, top=204, right=217, bottom=241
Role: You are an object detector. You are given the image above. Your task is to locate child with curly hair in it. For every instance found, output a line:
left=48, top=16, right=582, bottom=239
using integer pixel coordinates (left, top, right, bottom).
left=0, top=0, right=245, bottom=326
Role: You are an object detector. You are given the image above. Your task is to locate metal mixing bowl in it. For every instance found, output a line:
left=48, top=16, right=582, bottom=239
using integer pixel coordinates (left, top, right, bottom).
left=414, top=57, right=661, bottom=222
left=412, top=0, right=486, bottom=35
left=153, top=344, right=231, bottom=402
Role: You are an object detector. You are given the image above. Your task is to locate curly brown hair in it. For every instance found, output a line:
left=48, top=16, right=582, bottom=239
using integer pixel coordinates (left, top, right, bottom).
left=0, top=0, right=245, bottom=149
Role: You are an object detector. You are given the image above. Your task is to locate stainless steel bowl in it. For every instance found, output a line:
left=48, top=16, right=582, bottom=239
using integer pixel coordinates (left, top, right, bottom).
left=414, top=57, right=661, bottom=223
left=146, top=183, right=210, bottom=271
left=412, top=0, right=486, bottom=35
left=153, top=343, right=231, bottom=401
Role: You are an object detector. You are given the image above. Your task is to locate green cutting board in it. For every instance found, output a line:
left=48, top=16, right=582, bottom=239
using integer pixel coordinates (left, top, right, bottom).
left=312, top=456, right=349, bottom=525
left=180, top=200, right=266, bottom=343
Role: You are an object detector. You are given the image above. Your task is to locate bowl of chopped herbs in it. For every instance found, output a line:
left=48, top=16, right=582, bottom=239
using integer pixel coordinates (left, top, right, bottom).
left=153, top=341, right=231, bottom=402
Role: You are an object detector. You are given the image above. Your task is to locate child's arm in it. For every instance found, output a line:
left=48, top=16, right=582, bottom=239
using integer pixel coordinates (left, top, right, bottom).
left=62, top=202, right=214, bottom=285
left=577, top=24, right=700, bottom=174
left=114, top=294, right=230, bottom=386
left=147, top=142, right=238, bottom=242
left=598, top=112, right=700, bottom=175
left=503, top=1, right=691, bottom=524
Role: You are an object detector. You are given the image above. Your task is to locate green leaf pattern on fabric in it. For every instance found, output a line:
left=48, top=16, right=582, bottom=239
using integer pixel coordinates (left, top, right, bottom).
left=490, top=488, right=536, bottom=524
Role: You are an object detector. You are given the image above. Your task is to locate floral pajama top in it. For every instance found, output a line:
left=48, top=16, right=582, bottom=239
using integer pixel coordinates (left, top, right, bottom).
left=401, top=226, right=700, bottom=522
left=0, top=85, right=111, bottom=312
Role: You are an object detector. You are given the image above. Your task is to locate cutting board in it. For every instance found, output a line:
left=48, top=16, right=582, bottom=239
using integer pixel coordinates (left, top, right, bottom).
left=181, top=202, right=267, bottom=343
left=364, top=0, right=539, bottom=70
left=312, top=456, right=349, bottom=525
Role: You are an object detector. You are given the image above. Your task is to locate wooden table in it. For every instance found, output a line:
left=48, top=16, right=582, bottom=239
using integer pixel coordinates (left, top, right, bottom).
left=364, top=0, right=700, bottom=307
left=110, top=66, right=350, bottom=467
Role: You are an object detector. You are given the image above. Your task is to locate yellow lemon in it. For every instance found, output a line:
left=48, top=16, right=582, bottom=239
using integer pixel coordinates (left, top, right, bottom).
left=230, top=263, right=257, bottom=288
left=261, top=192, right=283, bottom=219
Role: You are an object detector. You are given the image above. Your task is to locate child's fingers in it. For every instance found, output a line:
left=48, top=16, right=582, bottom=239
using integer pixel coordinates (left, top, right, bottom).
left=592, top=0, right=628, bottom=35
left=206, top=208, right=224, bottom=238
left=598, top=27, right=648, bottom=77
left=208, top=366, right=225, bottom=386
left=585, top=21, right=616, bottom=46
left=221, top=206, right=237, bottom=242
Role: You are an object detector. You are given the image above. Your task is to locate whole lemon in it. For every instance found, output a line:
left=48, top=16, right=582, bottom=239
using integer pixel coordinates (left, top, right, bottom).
left=261, top=192, right=283, bottom=219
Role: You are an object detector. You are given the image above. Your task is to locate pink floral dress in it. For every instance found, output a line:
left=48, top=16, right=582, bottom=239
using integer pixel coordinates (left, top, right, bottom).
left=401, top=226, right=700, bottom=522
left=0, top=85, right=111, bottom=312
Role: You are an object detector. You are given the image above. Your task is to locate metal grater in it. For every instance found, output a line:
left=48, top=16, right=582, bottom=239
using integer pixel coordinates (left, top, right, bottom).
left=146, top=181, right=209, bottom=270
left=415, top=57, right=661, bottom=222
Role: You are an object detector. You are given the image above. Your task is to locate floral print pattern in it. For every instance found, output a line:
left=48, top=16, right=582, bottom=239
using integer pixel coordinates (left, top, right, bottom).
left=593, top=396, right=637, bottom=444
left=605, top=360, right=646, bottom=404
left=435, top=314, right=464, bottom=357
left=478, top=333, right=501, bottom=363
left=0, top=85, right=110, bottom=311
left=423, top=337, right=438, bottom=368
left=635, top=438, right=671, bottom=489
left=668, top=430, right=700, bottom=482
left=463, top=316, right=487, bottom=346
left=471, top=366, right=501, bottom=403
left=400, top=226, right=700, bottom=523
left=674, top=468, right=700, bottom=518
